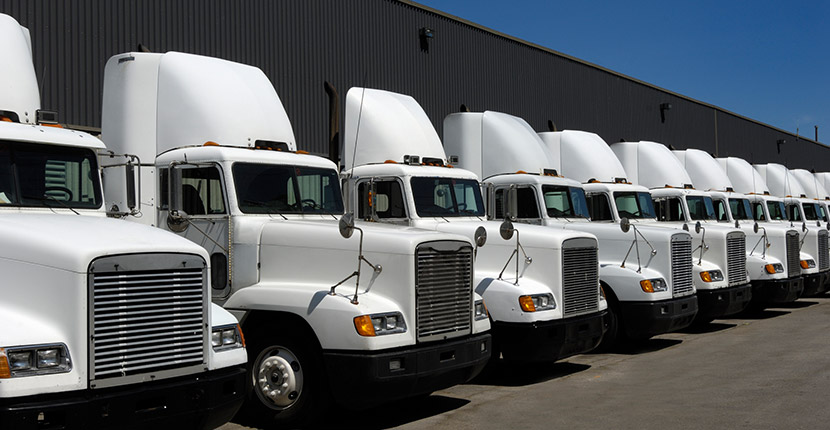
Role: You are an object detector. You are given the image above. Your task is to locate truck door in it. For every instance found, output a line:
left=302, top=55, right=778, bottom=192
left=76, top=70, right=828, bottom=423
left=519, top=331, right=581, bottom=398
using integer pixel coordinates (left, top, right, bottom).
left=160, top=165, right=232, bottom=300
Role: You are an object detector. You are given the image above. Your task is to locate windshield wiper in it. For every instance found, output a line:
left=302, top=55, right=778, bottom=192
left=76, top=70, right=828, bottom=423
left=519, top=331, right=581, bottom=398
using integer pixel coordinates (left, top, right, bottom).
left=23, top=194, right=80, bottom=215
left=241, top=199, right=287, bottom=220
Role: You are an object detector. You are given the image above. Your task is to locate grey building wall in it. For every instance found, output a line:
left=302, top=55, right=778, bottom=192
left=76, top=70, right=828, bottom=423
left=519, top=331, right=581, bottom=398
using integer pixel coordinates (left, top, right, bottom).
left=1, top=0, right=826, bottom=170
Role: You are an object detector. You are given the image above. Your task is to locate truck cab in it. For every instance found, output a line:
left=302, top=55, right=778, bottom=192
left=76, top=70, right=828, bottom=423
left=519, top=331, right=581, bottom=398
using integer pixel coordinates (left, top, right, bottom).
left=753, top=163, right=829, bottom=296
left=100, top=52, right=490, bottom=428
left=340, top=88, right=607, bottom=363
left=443, top=111, right=697, bottom=346
left=0, top=14, right=246, bottom=429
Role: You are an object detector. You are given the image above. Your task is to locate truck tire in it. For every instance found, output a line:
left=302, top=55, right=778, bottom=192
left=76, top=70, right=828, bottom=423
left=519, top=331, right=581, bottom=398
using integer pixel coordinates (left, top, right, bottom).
left=236, top=334, right=328, bottom=428
left=595, top=293, right=622, bottom=352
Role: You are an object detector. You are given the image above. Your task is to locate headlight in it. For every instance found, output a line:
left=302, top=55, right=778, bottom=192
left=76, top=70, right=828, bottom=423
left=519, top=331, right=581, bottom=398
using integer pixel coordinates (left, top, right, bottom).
left=700, top=270, right=724, bottom=282
left=800, top=259, right=816, bottom=269
left=474, top=300, right=489, bottom=321
left=518, top=294, right=556, bottom=312
left=0, top=344, right=71, bottom=378
left=599, top=285, right=607, bottom=302
left=765, top=263, right=784, bottom=274
left=354, top=312, right=407, bottom=337
left=640, top=278, right=668, bottom=293
left=211, top=324, right=245, bottom=351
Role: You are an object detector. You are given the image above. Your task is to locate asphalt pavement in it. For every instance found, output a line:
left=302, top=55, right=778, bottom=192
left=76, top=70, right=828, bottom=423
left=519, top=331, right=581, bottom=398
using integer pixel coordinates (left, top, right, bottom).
left=221, top=297, right=830, bottom=429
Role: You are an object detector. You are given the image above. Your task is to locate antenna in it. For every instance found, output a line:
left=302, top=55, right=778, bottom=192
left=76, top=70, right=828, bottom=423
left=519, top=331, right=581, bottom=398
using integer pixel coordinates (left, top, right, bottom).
left=348, top=73, right=369, bottom=175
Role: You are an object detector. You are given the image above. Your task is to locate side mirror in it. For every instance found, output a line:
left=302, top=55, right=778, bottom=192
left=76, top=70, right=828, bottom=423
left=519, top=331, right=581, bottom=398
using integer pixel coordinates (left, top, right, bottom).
left=505, top=186, right=518, bottom=221
left=474, top=226, right=487, bottom=247
left=339, top=213, right=356, bottom=239
left=125, top=163, right=137, bottom=211
left=753, top=222, right=760, bottom=234
left=500, top=218, right=514, bottom=240
left=682, top=223, right=689, bottom=231
left=620, top=217, right=631, bottom=233
left=695, top=221, right=702, bottom=234
left=169, top=164, right=185, bottom=219
left=360, top=180, right=377, bottom=221
left=735, top=219, right=740, bottom=228
left=817, top=221, right=822, bottom=228
left=803, top=222, right=808, bottom=232
left=486, top=184, right=495, bottom=220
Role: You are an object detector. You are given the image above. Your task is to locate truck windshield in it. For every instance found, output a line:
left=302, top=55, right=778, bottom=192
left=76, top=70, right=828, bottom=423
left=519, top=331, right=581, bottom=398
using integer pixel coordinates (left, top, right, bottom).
left=0, top=140, right=102, bottom=209
left=233, top=163, right=344, bottom=215
left=686, top=196, right=716, bottom=221
left=411, top=177, right=485, bottom=217
left=803, top=202, right=821, bottom=221
left=729, top=198, right=753, bottom=220
left=766, top=201, right=788, bottom=221
left=613, top=191, right=656, bottom=219
left=542, top=185, right=589, bottom=218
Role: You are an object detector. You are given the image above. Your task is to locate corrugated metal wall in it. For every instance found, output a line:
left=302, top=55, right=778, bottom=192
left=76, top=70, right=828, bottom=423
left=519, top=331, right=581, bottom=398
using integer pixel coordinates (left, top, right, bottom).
left=1, top=0, right=826, bottom=169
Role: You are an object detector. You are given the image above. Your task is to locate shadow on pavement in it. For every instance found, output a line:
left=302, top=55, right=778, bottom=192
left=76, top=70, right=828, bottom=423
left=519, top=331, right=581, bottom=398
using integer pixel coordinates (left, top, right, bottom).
left=678, top=322, right=737, bottom=334
left=774, top=300, right=819, bottom=309
left=612, top=337, right=682, bottom=355
left=729, top=309, right=791, bottom=320
left=469, top=361, right=590, bottom=387
left=318, top=395, right=471, bottom=429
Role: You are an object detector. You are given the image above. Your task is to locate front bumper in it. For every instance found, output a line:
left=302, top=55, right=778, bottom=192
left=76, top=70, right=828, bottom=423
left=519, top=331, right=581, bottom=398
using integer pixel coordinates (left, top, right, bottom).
left=491, top=310, right=607, bottom=362
left=696, top=283, right=753, bottom=320
left=0, top=366, right=246, bottom=430
left=620, top=295, right=698, bottom=339
left=752, top=276, right=803, bottom=304
left=322, top=333, right=491, bottom=409
left=801, top=270, right=830, bottom=296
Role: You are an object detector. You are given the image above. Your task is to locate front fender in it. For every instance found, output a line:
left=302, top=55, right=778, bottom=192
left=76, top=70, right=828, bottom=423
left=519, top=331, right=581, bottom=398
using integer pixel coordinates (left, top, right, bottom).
left=598, top=264, right=673, bottom=302
left=474, top=277, right=560, bottom=324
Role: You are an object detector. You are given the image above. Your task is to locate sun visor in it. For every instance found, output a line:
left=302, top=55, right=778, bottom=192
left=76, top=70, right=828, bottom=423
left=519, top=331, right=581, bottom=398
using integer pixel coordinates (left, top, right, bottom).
left=0, top=13, right=40, bottom=123
left=673, top=148, right=732, bottom=191
left=539, top=130, right=625, bottom=183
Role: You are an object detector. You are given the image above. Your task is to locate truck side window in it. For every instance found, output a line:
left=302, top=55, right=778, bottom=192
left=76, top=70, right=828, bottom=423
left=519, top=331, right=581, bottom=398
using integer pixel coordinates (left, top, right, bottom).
left=516, top=187, right=539, bottom=219
left=586, top=194, right=612, bottom=221
left=358, top=180, right=407, bottom=219
left=653, top=197, right=684, bottom=222
left=714, top=199, right=728, bottom=221
left=178, top=167, right=226, bottom=215
left=752, top=202, right=766, bottom=221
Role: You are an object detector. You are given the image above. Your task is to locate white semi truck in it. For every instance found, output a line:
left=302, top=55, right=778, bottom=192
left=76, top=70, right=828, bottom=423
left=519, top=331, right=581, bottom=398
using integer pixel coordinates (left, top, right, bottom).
left=538, top=132, right=753, bottom=321
left=674, top=149, right=806, bottom=304
left=338, top=88, right=607, bottom=362
left=0, top=14, right=247, bottom=430
left=717, top=157, right=806, bottom=302
left=100, top=52, right=491, bottom=428
left=443, top=111, right=697, bottom=346
left=753, top=163, right=829, bottom=295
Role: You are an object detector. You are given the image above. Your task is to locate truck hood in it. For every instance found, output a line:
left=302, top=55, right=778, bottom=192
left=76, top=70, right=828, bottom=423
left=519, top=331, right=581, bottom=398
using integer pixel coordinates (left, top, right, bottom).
left=0, top=213, right=208, bottom=272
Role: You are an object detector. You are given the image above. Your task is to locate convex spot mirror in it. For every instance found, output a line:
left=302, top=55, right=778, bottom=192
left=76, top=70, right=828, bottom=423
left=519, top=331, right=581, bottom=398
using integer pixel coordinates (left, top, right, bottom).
left=695, top=221, right=702, bottom=234
left=620, top=217, right=630, bottom=233
left=339, top=213, right=356, bottom=239
left=753, top=222, right=760, bottom=234
left=802, top=222, right=808, bottom=232
left=500, top=219, right=514, bottom=240
left=474, top=226, right=487, bottom=247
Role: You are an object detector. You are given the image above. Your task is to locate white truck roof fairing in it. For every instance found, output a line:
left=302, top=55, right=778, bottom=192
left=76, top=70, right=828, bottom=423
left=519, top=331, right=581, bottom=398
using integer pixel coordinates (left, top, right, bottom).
left=815, top=172, right=830, bottom=196
left=537, top=130, right=628, bottom=183
left=673, top=149, right=733, bottom=191
left=791, top=169, right=829, bottom=200
left=753, top=163, right=807, bottom=198
left=610, top=141, right=693, bottom=188
left=102, top=51, right=296, bottom=162
left=343, top=87, right=446, bottom=168
left=443, top=111, right=556, bottom=179
left=0, top=13, right=39, bottom=123
left=716, top=157, right=770, bottom=194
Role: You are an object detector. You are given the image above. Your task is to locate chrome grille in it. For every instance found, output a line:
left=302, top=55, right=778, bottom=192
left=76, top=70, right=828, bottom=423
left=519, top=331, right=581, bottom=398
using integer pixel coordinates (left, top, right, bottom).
left=562, top=239, right=599, bottom=317
left=727, top=232, right=747, bottom=286
left=416, top=241, right=473, bottom=342
left=89, top=253, right=207, bottom=388
left=671, top=234, right=694, bottom=297
left=787, top=231, right=800, bottom=277
left=819, top=230, right=829, bottom=271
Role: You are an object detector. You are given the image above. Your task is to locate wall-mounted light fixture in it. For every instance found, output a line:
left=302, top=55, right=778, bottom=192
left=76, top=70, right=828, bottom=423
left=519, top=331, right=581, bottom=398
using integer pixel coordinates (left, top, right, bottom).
left=660, top=103, right=672, bottom=123
left=419, top=27, right=434, bottom=52
left=776, top=139, right=786, bottom=154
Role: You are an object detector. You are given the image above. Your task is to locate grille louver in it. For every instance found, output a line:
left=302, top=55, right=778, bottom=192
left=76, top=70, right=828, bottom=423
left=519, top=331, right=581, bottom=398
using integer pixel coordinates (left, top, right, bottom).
left=562, top=239, right=599, bottom=317
left=671, top=234, right=694, bottom=297
left=727, top=232, right=747, bottom=286
left=89, top=254, right=207, bottom=388
left=819, top=230, right=829, bottom=271
left=787, top=231, right=800, bottom=278
left=416, top=241, right=473, bottom=343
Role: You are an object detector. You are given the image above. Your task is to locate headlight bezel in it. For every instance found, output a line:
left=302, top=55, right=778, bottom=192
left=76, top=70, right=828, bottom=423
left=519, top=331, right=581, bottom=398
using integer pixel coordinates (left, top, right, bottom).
left=354, top=312, right=407, bottom=337
left=0, top=343, right=72, bottom=378
left=700, top=270, right=724, bottom=282
left=211, top=324, right=245, bottom=352
left=765, top=263, right=784, bottom=274
left=800, top=259, right=816, bottom=269
left=518, top=293, right=556, bottom=312
left=474, top=300, right=489, bottom=321
left=640, top=278, right=668, bottom=293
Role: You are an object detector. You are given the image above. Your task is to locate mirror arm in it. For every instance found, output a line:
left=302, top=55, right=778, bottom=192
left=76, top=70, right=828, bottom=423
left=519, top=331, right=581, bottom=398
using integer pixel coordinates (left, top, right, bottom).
left=329, top=225, right=382, bottom=304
